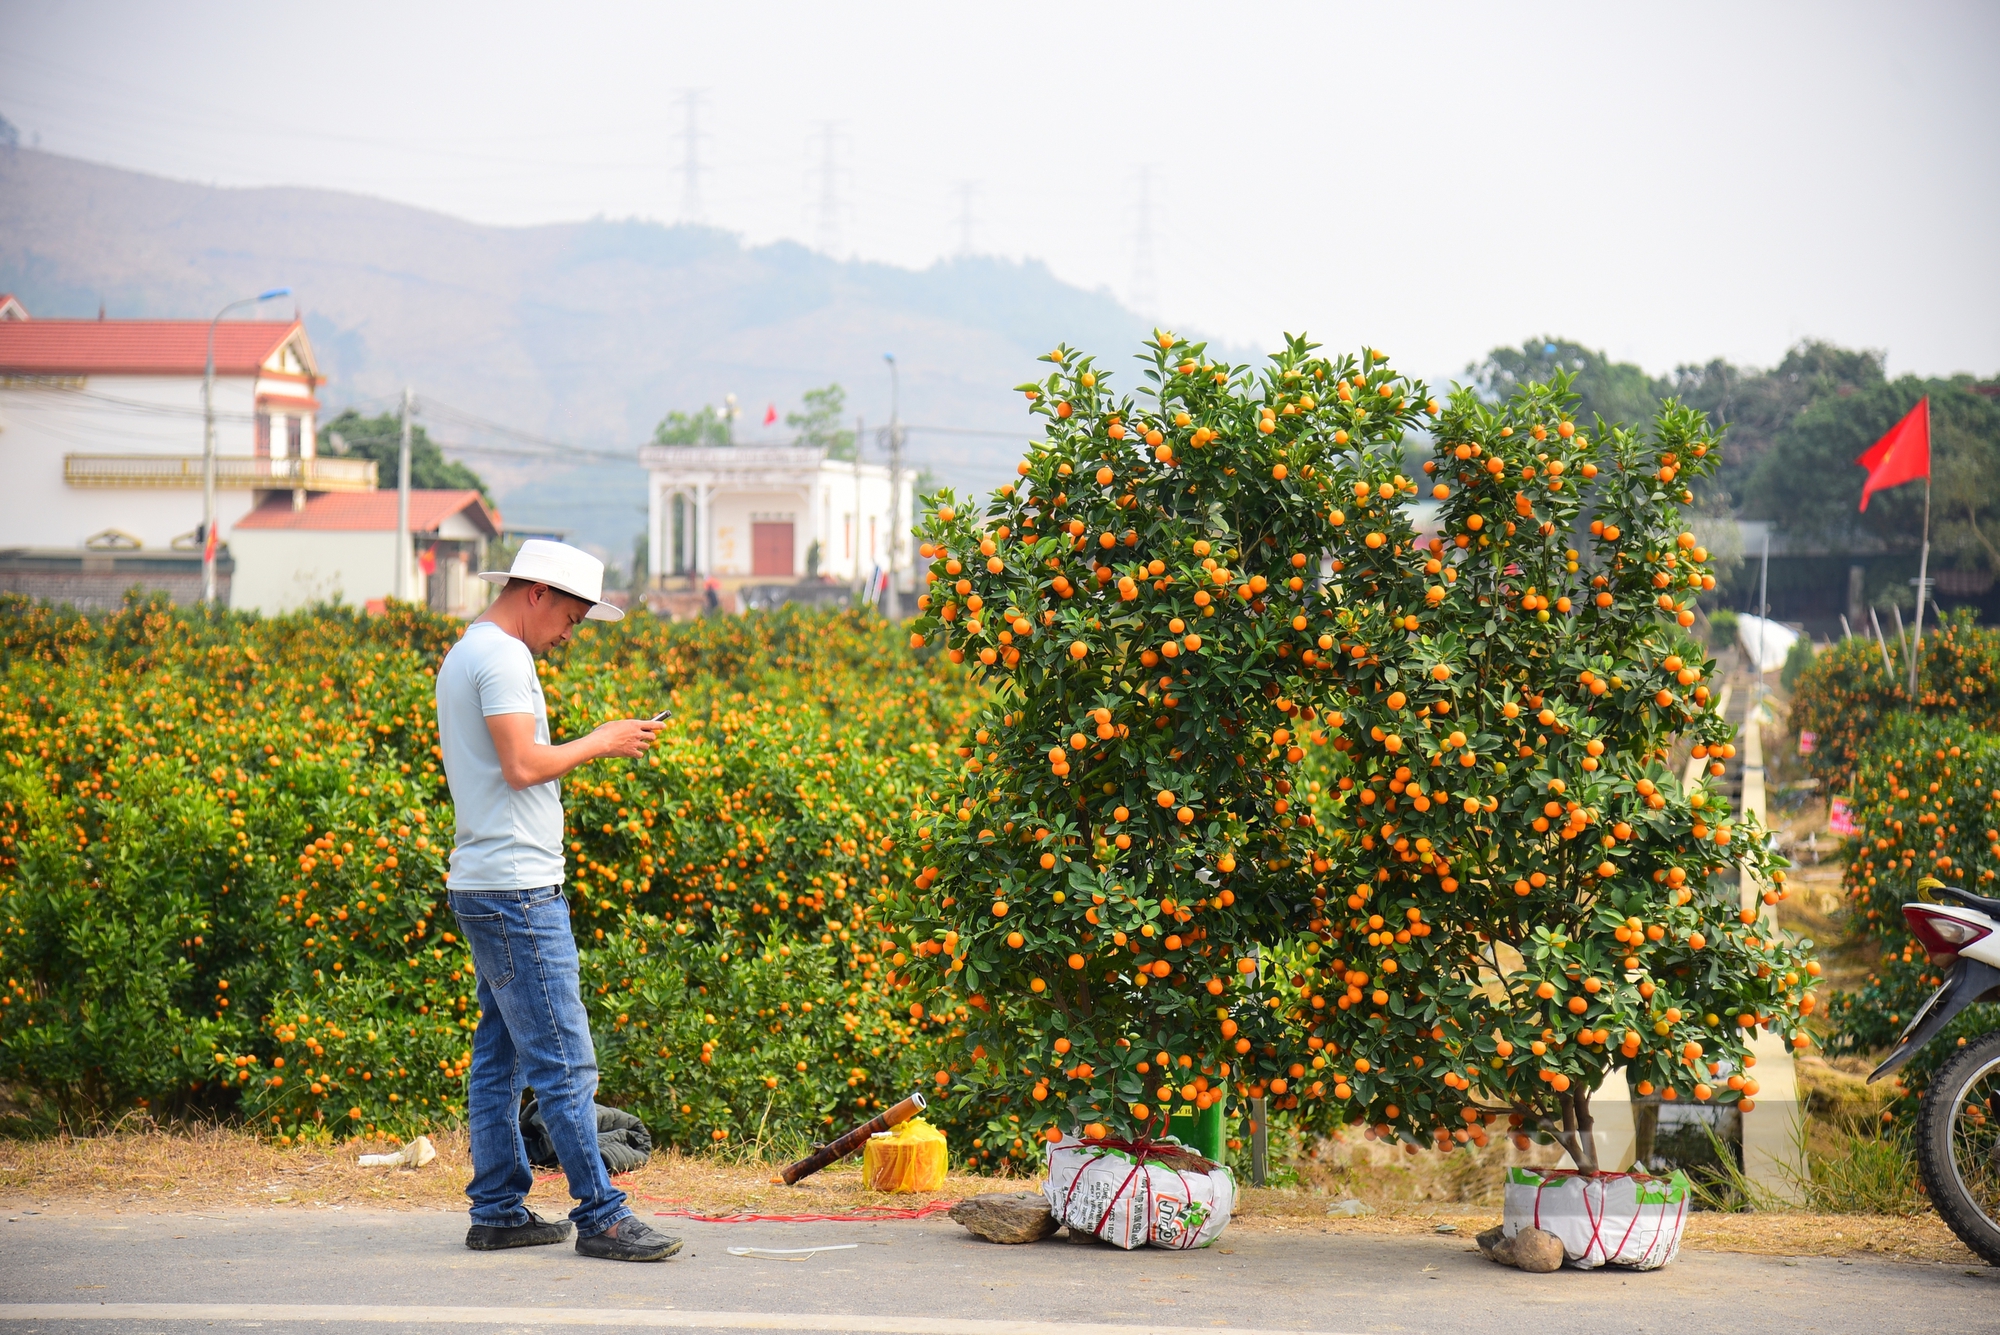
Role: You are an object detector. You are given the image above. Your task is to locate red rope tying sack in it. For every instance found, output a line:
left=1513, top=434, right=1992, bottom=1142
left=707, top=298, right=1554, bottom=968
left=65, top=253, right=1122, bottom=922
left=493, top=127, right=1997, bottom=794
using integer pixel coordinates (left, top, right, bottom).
left=643, top=1197, right=960, bottom=1223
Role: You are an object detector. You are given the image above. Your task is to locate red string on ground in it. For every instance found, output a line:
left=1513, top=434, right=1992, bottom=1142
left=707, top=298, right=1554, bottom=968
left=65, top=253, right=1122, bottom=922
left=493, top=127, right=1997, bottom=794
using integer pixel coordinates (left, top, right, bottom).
left=642, top=1197, right=960, bottom=1223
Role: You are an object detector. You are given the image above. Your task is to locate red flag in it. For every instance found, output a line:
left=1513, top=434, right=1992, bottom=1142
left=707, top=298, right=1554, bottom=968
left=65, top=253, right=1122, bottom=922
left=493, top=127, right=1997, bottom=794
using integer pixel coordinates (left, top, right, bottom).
left=1856, top=396, right=1931, bottom=511
left=419, top=543, right=438, bottom=576
left=202, top=523, right=217, bottom=562
left=763, top=403, right=779, bottom=426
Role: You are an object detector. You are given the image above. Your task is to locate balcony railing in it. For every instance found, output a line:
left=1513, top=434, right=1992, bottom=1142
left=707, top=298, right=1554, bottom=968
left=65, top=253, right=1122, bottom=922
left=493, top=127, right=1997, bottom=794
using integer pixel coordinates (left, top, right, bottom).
left=63, top=454, right=379, bottom=492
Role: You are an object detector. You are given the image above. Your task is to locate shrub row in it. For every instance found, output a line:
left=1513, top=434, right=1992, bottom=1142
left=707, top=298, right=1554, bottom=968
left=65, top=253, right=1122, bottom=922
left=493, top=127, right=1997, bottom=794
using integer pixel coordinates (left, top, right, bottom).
left=1824, top=712, right=2000, bottom=1104
left=1790, top=611, right=2000, bottom=790
left=0, top=593, right=999, bottom=1155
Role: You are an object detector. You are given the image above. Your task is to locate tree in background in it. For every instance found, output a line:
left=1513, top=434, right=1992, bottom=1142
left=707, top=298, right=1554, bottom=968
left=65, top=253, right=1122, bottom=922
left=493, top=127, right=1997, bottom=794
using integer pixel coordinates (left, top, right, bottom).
left=788, top=383, right=857, bottom=460
left=652, top=405, right=731, bottom=448
left=1667, top=342, right=1885, bottom=506
left=321, top=409, right=489, bottom=500
left=1469, top=339, right=1895, bottom=518
left=1467, top=340, right=1666, bottom=438
left=1743, top=377, right=2000, bottom=577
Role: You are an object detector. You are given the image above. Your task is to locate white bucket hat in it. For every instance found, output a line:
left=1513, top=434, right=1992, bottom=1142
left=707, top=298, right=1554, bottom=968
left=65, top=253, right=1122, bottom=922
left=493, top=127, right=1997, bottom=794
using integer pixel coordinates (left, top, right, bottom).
left=477, top=539, right=624, bottom=621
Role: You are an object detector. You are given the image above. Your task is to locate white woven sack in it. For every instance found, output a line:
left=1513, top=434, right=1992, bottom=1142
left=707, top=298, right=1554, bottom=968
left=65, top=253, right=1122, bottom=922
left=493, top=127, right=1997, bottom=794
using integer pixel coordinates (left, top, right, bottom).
left=1044, top=1135, right=1236, bottom=1250
left=1502, top=1167, right=1692, bottom=1270
left=1045, top=1138, right=1150, bottom=1249
left=1144, top=1158, right=1236, bottom=1250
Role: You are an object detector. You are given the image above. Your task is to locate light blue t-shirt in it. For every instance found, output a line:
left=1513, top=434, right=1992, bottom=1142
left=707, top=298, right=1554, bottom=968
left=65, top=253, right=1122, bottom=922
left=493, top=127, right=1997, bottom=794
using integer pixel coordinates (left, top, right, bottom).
left=435, top=621, right=565, bottom=891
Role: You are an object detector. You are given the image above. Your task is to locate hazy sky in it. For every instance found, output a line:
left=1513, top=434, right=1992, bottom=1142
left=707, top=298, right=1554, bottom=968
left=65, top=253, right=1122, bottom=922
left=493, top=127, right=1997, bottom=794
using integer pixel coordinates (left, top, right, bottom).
left=3, top=0, right=1996, bottom=383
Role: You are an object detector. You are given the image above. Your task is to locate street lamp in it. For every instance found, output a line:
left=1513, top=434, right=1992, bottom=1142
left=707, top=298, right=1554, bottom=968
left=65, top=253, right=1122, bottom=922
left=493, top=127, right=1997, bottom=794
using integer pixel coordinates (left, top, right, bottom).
left=883, top=354, right=902, bottom=619
left=204, top=287, right=291, bottom=605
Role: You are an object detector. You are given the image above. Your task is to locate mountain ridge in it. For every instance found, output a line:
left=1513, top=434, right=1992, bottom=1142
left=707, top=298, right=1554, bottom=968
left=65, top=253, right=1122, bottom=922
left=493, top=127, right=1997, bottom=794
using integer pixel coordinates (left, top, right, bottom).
left=0, top=146, right=1221, bottom=559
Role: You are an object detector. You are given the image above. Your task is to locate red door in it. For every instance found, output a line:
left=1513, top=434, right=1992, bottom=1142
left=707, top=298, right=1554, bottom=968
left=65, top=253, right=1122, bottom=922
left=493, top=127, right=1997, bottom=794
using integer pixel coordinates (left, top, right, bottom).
left=752, top=522, right=794, bottom=577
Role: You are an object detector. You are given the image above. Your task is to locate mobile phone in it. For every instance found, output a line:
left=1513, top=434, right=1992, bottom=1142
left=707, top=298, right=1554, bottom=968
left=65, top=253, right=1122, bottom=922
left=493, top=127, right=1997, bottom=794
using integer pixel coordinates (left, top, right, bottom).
left=649, top=709, right=672, bottom=722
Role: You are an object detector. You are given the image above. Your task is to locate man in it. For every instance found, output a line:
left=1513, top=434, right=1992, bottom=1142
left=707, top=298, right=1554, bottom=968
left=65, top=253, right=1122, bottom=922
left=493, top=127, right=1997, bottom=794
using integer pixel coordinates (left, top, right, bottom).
left=435, top=539, right=681, bottom=1262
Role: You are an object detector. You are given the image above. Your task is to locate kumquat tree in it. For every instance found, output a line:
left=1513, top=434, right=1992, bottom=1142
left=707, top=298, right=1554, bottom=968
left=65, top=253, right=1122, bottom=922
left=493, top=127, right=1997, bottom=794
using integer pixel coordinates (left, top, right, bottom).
left=903, top=332, right=1821, bottom=1174
left=1289, top=376, right=1819, bottom=1171
left=899, top=332, right=1433, bottom=1150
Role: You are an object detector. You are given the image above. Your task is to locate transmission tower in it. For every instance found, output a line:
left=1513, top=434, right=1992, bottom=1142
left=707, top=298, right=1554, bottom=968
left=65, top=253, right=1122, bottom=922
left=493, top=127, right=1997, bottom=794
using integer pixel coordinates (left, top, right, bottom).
left=954, top=181, right=978, bottom=256
left=810, top=122, right=848, bottom=256
left=1129, top=165, right=1158, bottom=314
left=676, top=90, right=709, bottom=224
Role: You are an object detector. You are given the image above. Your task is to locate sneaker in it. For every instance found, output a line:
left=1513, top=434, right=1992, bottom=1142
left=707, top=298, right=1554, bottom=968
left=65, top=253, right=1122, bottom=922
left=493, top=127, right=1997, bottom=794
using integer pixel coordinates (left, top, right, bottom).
left=576, top=1215, right=683, bottom=1262
left=466, top=1210, right=574, bottom=1251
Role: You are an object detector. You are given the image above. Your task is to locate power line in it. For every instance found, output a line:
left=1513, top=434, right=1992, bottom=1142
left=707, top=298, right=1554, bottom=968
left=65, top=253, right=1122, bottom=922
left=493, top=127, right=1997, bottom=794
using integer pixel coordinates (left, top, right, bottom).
left=899, top=423, right=1022, bottom=440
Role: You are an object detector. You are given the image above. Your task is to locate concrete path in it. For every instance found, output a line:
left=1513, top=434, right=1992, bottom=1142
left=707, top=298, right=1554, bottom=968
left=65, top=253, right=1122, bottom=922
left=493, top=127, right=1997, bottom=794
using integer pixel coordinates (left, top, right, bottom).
left=1, top=1209, right=1995, bottom=1334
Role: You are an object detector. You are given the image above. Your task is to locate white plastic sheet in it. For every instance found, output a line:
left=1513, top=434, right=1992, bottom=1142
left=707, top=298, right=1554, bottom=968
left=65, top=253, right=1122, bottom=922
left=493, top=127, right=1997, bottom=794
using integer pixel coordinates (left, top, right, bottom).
left=1735, top=614, right=1799, bottom=674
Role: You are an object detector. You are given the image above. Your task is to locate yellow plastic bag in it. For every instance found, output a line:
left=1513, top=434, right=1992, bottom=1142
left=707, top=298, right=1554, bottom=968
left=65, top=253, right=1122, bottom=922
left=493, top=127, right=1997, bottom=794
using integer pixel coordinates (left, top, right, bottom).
left=864, top=1117, right=948, bottom=1193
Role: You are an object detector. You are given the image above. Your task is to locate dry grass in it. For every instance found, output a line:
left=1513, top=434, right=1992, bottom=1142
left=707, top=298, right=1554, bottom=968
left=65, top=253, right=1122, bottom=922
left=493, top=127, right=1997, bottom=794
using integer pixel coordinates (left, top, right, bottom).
left=0, top=1123, right=1000, bottom=1217
left=0, top=1125, right=1982, bottom=1265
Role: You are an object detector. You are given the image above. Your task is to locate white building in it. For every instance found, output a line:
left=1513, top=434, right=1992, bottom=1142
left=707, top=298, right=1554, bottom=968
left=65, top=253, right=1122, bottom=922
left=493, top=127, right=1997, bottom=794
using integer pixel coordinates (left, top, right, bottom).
left=229, top=489, right=500, bottom=618
left=0, top=296, right=370, bottom=554
left=638, top=444, right=915, bottom=590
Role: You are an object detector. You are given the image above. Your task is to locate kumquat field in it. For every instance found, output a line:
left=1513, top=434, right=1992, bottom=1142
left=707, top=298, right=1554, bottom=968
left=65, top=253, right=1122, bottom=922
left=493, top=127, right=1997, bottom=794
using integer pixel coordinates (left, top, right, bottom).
left=0, top=335, right=1844, bottom=1188
left=0, top=596, right=990, bottom=1156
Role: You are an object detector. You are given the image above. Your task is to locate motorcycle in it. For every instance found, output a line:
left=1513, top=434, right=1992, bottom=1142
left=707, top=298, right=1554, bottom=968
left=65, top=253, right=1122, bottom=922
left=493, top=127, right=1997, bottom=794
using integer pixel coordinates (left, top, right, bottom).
left=1869, top=877, right=2000, bottom=1264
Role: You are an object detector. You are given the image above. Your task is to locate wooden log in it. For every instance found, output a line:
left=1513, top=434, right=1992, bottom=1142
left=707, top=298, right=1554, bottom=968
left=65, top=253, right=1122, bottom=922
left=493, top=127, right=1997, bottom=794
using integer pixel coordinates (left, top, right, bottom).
left=777, top=1092, right=927, bottom=1185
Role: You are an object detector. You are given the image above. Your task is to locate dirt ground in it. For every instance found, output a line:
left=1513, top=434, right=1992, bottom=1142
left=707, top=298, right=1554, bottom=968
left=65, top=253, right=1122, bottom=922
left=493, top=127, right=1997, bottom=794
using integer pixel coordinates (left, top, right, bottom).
left=0, top=1127, right=1980, bottom=1266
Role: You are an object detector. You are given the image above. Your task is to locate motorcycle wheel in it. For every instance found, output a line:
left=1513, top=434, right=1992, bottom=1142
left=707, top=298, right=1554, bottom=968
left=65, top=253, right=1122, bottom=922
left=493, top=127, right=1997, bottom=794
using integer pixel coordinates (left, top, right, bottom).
left=1915, top=1029, right=2000, bottom=1266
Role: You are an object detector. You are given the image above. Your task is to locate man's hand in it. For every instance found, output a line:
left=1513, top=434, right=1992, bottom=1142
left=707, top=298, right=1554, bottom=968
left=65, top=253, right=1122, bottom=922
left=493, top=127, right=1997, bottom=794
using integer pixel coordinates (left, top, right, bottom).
left=591, top=717, right=666, bottom=760
left=487, top=714, right=667, bottom=790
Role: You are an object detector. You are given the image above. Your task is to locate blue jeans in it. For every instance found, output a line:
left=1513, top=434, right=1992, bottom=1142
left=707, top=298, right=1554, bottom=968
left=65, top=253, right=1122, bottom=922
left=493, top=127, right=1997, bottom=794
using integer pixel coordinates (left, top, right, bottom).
left=449, top=885, right=630, bottom=1237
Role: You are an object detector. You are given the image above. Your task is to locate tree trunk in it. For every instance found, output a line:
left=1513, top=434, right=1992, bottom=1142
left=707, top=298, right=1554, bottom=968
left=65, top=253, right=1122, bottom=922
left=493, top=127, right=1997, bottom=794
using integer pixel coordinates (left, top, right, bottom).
left=1559, top=1089, right=1600, bottom=1174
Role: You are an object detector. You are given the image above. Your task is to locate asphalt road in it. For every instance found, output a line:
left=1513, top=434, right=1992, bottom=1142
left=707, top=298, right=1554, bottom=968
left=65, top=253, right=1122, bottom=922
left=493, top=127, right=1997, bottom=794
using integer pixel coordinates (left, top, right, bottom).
left=0, top=1208, right=1994, bottom=1335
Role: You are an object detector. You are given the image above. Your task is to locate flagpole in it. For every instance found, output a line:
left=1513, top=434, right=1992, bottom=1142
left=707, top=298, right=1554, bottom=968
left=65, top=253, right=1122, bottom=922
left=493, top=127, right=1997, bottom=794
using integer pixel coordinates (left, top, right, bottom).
left=1906, top=398, right=1933, bottom=702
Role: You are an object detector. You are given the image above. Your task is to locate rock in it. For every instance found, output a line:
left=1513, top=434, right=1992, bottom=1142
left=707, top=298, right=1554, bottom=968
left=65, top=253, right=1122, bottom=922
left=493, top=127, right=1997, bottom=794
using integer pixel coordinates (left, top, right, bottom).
left=1326, top=1198, right=1374, bottom=1216
left=1477, top=1224, right=1565, bottom=1272
left=949, top=1193, right=1060, bottom=1244
left=1508, top=1227, right=1567, bottom=1272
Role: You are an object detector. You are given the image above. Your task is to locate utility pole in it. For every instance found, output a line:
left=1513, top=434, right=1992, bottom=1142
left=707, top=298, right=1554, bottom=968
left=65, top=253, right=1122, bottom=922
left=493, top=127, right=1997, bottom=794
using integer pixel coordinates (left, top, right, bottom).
left=1129, top=165, right=1157, bottom=314
left=812, top=122, right=844, bottom=256
left=396, top=387, right=413, bottom=603
left=202, top=286, right=289, bottom=605
left=883, top=353, right=902, bottom=621
left=1754, top=529, right=1770, bottom=705
left=1907, top=402, right=1935, bottom=700
left=852, top=413, right=864, bottom=584
left=677, top=89, right=708, bottom=224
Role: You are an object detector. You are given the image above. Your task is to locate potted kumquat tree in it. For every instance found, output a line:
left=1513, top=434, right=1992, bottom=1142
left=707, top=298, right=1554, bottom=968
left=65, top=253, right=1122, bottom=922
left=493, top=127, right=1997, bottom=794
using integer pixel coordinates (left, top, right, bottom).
left=1281, top=377, right=1816, bottom=1191
left=899, top=333, right=1428, bottom=1158
left=903, top=334, right=1817, bottom=1262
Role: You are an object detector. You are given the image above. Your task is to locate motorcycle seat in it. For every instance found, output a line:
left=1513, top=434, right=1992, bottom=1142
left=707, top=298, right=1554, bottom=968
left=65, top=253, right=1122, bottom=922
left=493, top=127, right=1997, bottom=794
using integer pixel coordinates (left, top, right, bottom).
left=1933, top=884, right=2000, bottom=918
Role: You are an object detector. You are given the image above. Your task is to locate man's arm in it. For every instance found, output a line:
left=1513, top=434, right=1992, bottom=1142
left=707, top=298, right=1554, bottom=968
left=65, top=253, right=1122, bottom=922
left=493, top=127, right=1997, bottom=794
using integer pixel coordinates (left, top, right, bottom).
left=486, top=714, right=664, bottom=791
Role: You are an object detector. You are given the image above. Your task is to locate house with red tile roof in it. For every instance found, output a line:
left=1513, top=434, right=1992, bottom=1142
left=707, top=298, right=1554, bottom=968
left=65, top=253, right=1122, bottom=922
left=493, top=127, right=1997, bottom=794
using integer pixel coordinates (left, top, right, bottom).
left=0, top=297, right=372, bottom=606
left=229, top=489, right=501, bottom=617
